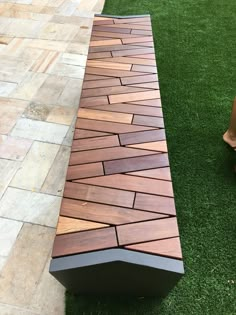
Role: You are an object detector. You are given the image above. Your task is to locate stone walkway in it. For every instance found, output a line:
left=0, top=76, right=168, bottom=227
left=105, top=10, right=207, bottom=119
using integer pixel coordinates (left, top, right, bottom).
left=0, top=1, right=105, bottom=314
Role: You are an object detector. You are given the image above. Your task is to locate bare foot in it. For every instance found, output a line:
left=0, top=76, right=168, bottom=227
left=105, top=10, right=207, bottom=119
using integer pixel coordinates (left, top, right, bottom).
left=223, top=130, right=236, bottom=149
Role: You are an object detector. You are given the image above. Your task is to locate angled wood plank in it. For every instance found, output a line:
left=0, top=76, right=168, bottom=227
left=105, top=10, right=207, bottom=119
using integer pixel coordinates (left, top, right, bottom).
left=82, top=78, right=121, bottom=89
left=74, top=129, right=112, bottom=139
left=132, top=115, right=164, bottom=128
left=112, top=47, right=154, bottom=57
left=93, top=104, right=163, bottom=117
left=109, top=90, right=160, bottom=104
left=119, top=129, right=166, bottom=145
left=81, top=85, right=149, bottom=98
left=56, top=216, right=109, bottom=235
left=98, top=57, right=156, bottom=66
left=66, top=162, right=104, bottom=180
left=121, top=74, right=158, bottom=85
left=78, top=108, right=133, bottom=124
left=60, top=198, right=167, bottom=225
left=127, top=167, right=172, bottom=181
left=87, top=60, right=131, bottom=71
left=127, top=140, right=168, bottom=152
left=135, top=193, right=176, bottom=215
left=90, top=39, right=122, bottom=46
left=71, top=135, right=120, bottom=152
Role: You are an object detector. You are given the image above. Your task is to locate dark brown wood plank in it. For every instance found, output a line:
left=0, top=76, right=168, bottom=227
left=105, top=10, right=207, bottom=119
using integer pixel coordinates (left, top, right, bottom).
left=69, top=146, right=156, bottom=165
left=132, top=115, right=164, bottom=128
left=104, top=153, right=169, bottom=175
left=135, top=193, right=176, bottom=215
left=80, top=96, right=108, bottom=107
left=82, top=78, right=121, bottom=89
left=52, top=227, right=117, bottom=257
left=127, top=167, right=171, bottom=181
left=66, top=162, right=104, bottom=180
left=93, top=104, right=163, bottom=117
left=85, top=66, right=149, bottom=78
left=60, top=198, right=167, bottom=225
left=117, top=217, right=179, bottom=246
left=71, top=135, right=120, bottom=152
left=114, top=17, right=151, bottom=25
left=119, top=129, right=166, bottom=145
left=77, top=174, right=174, bottom=197
left=75, top=118, right=154, bottom=133
left=121, top=74, right=158, bottom=85
left=125, top=237, right=182, bottom=259
left=87, top=51, right=112, bottom=59
left=74, top=129, right=112, bottom=139
left=64, top=182, right=135, bottom=208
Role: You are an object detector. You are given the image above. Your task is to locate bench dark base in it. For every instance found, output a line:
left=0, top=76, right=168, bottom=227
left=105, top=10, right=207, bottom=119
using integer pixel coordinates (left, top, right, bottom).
left=50, top=249, right=184, bottom=296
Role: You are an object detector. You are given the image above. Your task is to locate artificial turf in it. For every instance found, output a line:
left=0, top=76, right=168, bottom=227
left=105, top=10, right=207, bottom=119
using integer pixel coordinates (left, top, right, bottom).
left=66, top=1, right=236, bottom=314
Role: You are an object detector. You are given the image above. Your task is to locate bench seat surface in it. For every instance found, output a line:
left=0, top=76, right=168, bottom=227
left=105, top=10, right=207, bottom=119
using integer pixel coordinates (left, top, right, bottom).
left=51, top=15, right=183, bottom=273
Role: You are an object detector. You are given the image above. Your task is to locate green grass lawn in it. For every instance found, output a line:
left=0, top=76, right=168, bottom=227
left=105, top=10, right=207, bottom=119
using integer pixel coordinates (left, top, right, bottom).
left=66, top=1, right=236, bottom=314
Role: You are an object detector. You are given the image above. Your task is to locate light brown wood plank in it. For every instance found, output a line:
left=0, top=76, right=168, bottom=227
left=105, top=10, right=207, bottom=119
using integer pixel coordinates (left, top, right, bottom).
left=60, top=198, right=167, bottom=225
left=56, top=216, right=108, bottom=235
left=97, top=56, right=156, bottom=66
left=130, top=53, right=156, bottom=59
left=126, top=237, right=182, bottom=259
left=121, top=74, right=158, bottom=85
left=109, top=90, right=160, bottom=104
left=127, top=140, right=168, bottom=152
left=131, top=29, right=152, bottom=36
left=87, top=51, right=112, bottom=59
left=89, top=44, right=152, bottom=53
left=78, top=108, right=133, bottom=124
left=71, top=135, right=120, bottom=152
left=114, top=17, right=151, bottom=24
left=107, top=23, right=151, bottom=30
left=117, top=218, right=179, bottom=246
left=122, top=37, right=153, bottom=44
left=127, top=167, right=171, bottom=181
left=90, top=39, right=122, bottom=46
left=66, top=162, right=104, bottom=180
left=129, top=82, right=159, bottom=89
left=84, top=74, right=113, bottom=81
left=69, top=146, right=156, bottom=165
left=92, top=31, right=141, bottom=39
left=128, top=99, right=162, bottom=107
left=87, top=60, right=131, bottom=71
left=64, top=182, right=135, bottom=208
left=85, top=66, right=149, bottom=78
left=92, top=26, right=131, bottom=34
left=135, top=193, right=176, bottom=215
left=52, top=227, right=117, bottom=257
left=132, top=64, right=157, bottom=73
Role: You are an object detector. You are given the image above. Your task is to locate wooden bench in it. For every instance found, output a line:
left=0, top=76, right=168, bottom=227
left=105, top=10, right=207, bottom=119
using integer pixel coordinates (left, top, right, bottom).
left=49, top=14, right=184, bottom=296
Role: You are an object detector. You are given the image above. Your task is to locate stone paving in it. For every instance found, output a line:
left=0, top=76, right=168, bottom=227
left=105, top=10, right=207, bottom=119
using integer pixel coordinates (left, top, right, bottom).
left=0, top=0, right=105, bottom=314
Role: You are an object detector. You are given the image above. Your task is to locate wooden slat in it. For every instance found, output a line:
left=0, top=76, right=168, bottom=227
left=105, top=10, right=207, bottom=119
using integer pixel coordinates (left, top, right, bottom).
left=82, top=78, right=121, bottom=89
left=134, top=193, right=176, bottom=215
left=71, top=135, right=120, bottom=152
left=75, top=118, right=154, bottom=134
left=128, top=99, right=162, bottom=106
left=128, top=82, right=159, bottom=89
left=130, top=53, right=156, bottom=59
left=127, top=167, right=171, bottom=181
left=92, top=31, right=141, bottom=39
left=93, top=26, right=131, bottom=34
left=56, top=216, right=108, bottom=235
left=80, top=96, right=108, bottom=107
left=87, top=51, right=112, bottom=59
left=98, top=57, right=156, bottom=66
left=87, top=60, right=131, bottom=71
left=90, top=39, right=122, bottom=46
left=52, top=227, right=117, bottom=257
left=64, top=182, right=135, bottom=208
left=112, top=47, right=154, bottom=57
left=119, top=129, right=166, bottom=145
left=122, top=37, right=153, bottom=44
left=76, top=174, right=174, bottom=197
left=132, top=115, right=164, bottom=128
left=74, top=129, right=111, bottom=139
left=109, top=90, right=160, bottom=104
left=69, top=146, right=156, bottom=165
left=127, top=140, right=168, bottom=152
left=117, top=218, right=179, bottom=246
left=81, top=85, right=148, bottom=98
left=93, top=104, right=163, bottom=117
left=132, top=64, right=157, bottom=73
left=66, top=162, right=104, bottom=180
left=60, top=198, right=167, bottom=225
left=85, top=66, right=150, bottom=78
left=78, top=108, right=133, bottom=124
left=126, top=237, right=182, bottom=259
left=121, top=74, right=158, bottom=85
left=104, top=153, right=169, bottom=175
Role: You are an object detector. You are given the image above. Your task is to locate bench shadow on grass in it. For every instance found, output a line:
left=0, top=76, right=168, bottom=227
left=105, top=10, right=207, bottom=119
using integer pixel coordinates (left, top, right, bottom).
left=66, top=292, right=163, bottom=315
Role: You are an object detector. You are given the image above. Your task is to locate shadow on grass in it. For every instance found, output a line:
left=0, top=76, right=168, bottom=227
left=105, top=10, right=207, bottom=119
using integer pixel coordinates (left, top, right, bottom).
left=66, top=292, right=163, bottom=315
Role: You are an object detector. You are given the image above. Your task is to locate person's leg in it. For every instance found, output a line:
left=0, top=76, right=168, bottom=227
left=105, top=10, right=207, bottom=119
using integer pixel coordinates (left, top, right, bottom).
left=223, top=97, right=236, bottom=149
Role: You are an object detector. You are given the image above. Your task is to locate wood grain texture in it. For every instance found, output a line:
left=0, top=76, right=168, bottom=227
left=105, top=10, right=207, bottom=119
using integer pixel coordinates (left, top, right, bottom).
left=126, top=237, right=182, bottom=259
left=104, top=153, right=169, bottom=175
left=60, top=198, right=167, bottom=225
left=64, top=182, right=135, bottom=208
left=117, top=217, right=179, bottom=245
left=52, top=227, right=117, bottom=257
left=51, top=15, right=183, bottom=263
left=72, top=135, right=119, bottom=152
left=56, top=216, right=108, bottom=235
left=66, top=162, right=104, bottom=180
left=69, top=146, right=156, bottom=165
left=127, top=167, right=172, bottom=181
